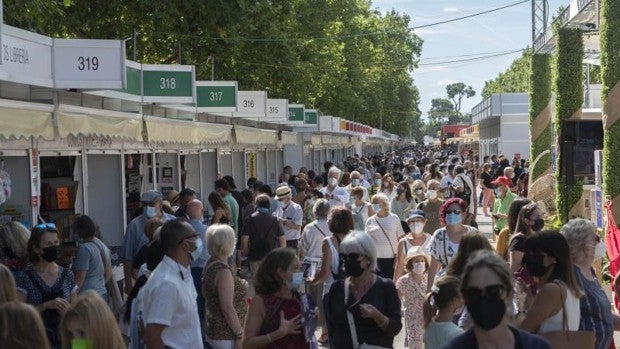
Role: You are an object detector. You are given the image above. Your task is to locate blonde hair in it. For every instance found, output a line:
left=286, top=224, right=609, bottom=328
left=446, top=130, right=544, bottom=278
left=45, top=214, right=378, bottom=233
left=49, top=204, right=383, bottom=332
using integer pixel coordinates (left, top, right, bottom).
left=0, top=301, right=50, bottom=349
left=60, top=291, right=125, bottom=349
left=0, top=222, right=30, bottom=260
left=0, top=264, right=16, bottom=303
left=206, top=224, right=236, bottom=259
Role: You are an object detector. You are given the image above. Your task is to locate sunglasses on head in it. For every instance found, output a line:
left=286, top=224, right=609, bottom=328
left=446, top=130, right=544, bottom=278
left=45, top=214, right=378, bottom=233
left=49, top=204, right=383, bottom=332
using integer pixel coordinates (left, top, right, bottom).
left=445, top=210, right=461, bottom=215
left=462, top=284, right=505, bottom=301
left=341, top=253, right=362, bottom=261
left=34, top=223, right=57, bottom=232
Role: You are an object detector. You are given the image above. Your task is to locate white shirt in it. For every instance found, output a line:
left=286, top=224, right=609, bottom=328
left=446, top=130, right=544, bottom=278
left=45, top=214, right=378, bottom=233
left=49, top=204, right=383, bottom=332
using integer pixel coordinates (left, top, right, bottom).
left=275, top=201, right=303, bottom=240
left=299, top=219, right=331, bottom=258
left=344, top=184, right=370, bottom=202
left=320, top=185, right=350, bottom=208
left=365, top=214, right=404, bottom=258
left=141, top=256, right=202, bottom=348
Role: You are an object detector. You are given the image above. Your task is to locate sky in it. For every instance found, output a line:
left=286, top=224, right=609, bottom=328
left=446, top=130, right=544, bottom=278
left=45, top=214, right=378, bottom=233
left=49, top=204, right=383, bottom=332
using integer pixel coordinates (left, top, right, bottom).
left=372, top=0, right=565, bottom=119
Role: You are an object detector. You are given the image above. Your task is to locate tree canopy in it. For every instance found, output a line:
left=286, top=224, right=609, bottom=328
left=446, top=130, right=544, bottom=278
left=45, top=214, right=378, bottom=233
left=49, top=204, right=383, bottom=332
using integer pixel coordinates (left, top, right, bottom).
left=482, top=49, right=532, bottom=98
left=4, top=0, right=423, bottom=136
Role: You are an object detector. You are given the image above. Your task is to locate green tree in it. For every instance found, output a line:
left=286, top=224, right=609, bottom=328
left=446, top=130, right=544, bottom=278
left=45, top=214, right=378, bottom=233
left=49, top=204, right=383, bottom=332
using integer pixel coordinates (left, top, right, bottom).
left=482, top=49, right=532, bottom=98
left=446, top=82, right=475, bottom=115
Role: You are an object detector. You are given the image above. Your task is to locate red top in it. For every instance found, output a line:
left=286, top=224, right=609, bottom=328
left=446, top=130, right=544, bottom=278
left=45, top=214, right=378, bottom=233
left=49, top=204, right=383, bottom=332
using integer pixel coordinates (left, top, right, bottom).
left=259, top=292, right=309, bottom=349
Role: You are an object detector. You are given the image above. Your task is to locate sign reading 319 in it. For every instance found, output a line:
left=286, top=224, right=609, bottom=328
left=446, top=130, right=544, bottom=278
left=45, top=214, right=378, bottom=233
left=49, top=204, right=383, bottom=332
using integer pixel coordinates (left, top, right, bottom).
left=52, top=38, right=126, bottom=89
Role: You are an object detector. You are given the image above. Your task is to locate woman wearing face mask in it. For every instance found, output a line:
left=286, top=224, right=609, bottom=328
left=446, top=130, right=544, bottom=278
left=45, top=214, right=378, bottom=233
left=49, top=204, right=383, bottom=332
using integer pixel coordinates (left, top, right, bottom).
left=393, top=209, right=432, bottom=283
left=426, top=198, right=477, bottom=290
left=417, top=179, right=444, bottom=235
left=518, top=231, right=585, bottom=340
left=243, top=248, right=311, bottom=349
left=422, top=276, right=464, bottom=349
left=203, top=224, right=248, bottom=349
left=390, top=181, right=417, bottom=221
left=369, top=173, right=382, bottom=197
left=561, top=219, right=619, bottom=349
left=442, top=250, right=551, bottom=349
left=325, top=231, right=402, bottom=349
left=508, top=203, right=544, bottom=273
left=351, top=187, right=373, bottom=231
left=380, top=174, right=397, bottom=201
left=366, top=194, right=404, bottom=279
left=396, top=247, right=430, bottom=349
left=411, top=180, right=427, bottom=204
left=59, top=290, right=125, bottom=349
left=15, top=223, right=77, bottom=348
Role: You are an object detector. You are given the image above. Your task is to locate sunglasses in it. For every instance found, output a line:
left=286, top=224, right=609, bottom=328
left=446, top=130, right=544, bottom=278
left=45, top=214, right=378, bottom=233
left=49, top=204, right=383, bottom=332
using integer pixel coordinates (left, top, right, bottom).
left=445, top=210, right=462, bottom=215
left=34, top=223, right=57, bottom=232
left=462, top=284, right=505, bottom=301
left=341, top=253, right=362, bottom=261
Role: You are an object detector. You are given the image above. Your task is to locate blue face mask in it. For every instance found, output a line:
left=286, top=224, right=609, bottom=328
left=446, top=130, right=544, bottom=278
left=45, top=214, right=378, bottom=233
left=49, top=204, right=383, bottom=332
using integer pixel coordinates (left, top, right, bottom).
left=257, top=207, right=270, bottom=214
left=445, top=212, right=461, bottom=226
left=372, top=203, right=381, bottom=212
left=494, top=188, right=501, bottom=197
left=145, top=206, right=157, bottom=218
left=351, top=179, right=360, bottom=186
left=190, top=238, right=203, bottom=261
left=374, top=179, right=381, bottom=186
left=287, top=272, right=304, bottom=290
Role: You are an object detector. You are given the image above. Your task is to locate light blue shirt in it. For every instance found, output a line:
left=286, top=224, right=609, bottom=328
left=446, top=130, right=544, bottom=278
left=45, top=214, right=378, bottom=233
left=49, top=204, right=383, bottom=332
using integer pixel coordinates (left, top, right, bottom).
left=189, top=219, right=210, bottom=268
left=73, top=238, right=110, bottom=296
left=121, top=212, right=176, bottom=262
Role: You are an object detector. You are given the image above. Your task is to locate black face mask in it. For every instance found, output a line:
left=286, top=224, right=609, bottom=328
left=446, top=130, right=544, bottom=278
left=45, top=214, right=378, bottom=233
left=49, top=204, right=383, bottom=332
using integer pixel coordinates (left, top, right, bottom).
left=41, top=245, right=60, bottom=262
left=465, top=288, right=506, bottom=331
left=523, top=253, right=548, bottom=277
left=530, top=218, right=545, bottom=231
left=343, top=258, right=365, bottom=277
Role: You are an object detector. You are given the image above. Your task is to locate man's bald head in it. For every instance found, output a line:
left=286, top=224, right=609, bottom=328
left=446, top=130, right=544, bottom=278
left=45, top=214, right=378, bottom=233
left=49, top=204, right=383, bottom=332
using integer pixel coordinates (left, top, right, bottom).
left=187, top=199, right=204, bottom=220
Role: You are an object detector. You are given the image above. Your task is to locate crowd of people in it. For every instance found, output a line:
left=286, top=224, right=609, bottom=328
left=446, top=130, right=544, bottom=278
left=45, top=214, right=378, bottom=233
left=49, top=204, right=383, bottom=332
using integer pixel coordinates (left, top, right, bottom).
left=0, top=148, right=618, bottom=349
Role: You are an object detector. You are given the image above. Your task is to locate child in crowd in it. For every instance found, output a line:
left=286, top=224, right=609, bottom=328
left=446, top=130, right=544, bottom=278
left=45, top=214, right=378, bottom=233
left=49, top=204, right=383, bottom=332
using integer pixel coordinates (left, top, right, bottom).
left=396, top=246, right=429, bottom=349
left=423, top=275, right=464, bottom=349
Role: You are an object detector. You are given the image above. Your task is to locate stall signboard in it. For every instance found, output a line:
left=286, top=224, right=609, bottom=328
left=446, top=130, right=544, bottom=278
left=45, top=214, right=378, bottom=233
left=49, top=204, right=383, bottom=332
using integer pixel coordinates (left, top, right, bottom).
left=304, top=109, right=318, bottom=125
left=234, top=91, right=267, bottom=117
left=52, top=39, right=125, bottom=89
left=196, top=81, right=237, bottom=112
left=122, top=60, right=142, bottom=96
left=288, top=104, right=305, bottom=122
left=0, top=25, right=53, bottom=87
left=142, top=64, right=195, bottom=104
left=266, top=99, right=288, bottom=121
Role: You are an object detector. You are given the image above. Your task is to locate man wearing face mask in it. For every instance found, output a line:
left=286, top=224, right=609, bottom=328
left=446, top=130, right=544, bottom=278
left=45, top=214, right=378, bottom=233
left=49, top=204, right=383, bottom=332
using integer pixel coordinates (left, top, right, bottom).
left=417, top=179, right=444, bottom=235
left=274, top=186, right=303, bottom=250
left=491, top=176, right=516, bottom=236
left=121, top=190, right=176, bottom=296
left=320, top=166, right=350, bottom=208
left=142, top=220, right=203, bottom=349
left=345, top=171, right=370, bottom=202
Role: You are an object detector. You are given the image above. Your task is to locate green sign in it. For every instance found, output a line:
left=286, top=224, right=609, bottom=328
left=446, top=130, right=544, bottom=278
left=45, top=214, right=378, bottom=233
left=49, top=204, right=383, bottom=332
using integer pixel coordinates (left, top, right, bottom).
left=142, top=64, right=195, bottom=103
left=304, top=109, right=318, bottom=124
left=123, top=65, right=141, bottom=95
left=196, top=81, right=237, bottom=112
left=288, top=104, right=304, bottom=122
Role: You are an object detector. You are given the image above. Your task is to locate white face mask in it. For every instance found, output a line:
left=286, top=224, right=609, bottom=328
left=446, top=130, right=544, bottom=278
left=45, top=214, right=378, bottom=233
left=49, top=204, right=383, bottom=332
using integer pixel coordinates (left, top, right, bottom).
left=427, top=190, right=438, bottom=200
left=411, top=222, right=424, bottom=234
left=328, top=177, right=338, bottom=186
left=508, top=173, right=515, bottom=179
left=594, top=241, right=606, bottom=260
left=412, top=262, right=426, bottom=275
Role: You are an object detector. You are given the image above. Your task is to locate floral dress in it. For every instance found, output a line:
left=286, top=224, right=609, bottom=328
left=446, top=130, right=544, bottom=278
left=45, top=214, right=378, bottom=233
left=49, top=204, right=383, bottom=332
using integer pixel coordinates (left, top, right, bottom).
left=396, top=273, right=427, bottom=349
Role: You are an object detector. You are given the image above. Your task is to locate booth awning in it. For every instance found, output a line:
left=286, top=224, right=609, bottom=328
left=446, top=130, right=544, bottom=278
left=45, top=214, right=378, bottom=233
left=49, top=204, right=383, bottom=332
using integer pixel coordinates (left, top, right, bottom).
left=280, top=131, right=297, bottom=145
left=311, top=135, right=322, bottom=145
left=0, top=100, right=54, bottom=140
left=234, top=125, right=277, bottom=146
left=145, top=116, right=232, bottom=145
left=57, top=105, right=143, bottom=141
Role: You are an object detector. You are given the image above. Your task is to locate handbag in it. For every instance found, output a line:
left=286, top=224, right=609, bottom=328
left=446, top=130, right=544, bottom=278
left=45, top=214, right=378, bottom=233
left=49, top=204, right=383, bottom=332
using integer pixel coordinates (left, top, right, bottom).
left=344, top=278, right=390, bottom=349
left=92, top=240, right=124, bottom=317
left=540, top=283, right=595, bottom=349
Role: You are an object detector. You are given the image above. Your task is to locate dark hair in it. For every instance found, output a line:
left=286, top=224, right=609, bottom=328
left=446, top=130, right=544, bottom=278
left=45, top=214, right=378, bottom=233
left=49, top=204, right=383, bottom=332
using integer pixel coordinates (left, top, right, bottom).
left=398, top=181, right=413, bottom=203
left=307, top=170, right=316, bottom=180
left=71, top=215, right=98, bottom=239
left=247, top=177, right=257, bottom=189
left=255, top=194, right=271, bottom=209
left=214, top=179, right=230, bottom=191
left=439, top=197, right=468, bottom=224
left=323, top=161, right=333, bottom=171
left=124, top=240, right=164, bottom=322
left=514, top=202, right=539, bottom=235
left=445, top=232, right=494, bottom=277
left=27, top=225, right=58, bottom=262
left=208, top=192, right=229, bottom=212
left=295, top=178, right=308, bottom=192
left=524, top=230, right=583, bottom=297
left=313, top=175, right=324, bottom=186
left=240, top=189, right=254, bottom=206
left=222, top=176, right=237, bottom=190
left=506, top=198, right=531, bottom=232
left=454, top=165, right=465, bottom=175
left=178, top=188, right=196, bottom=201
left=159, top=220, right=193, bottom=253
left=328, top=207, right=354, bottom=235
left=144, top=218, right=165, bottom=241
left=252, top=180, right=264, bottom=191
left=254, top=248, right=297, bottom=295
left=257, top=184, right=273, bottom=197
left=423, top=275, right=461, bottom=327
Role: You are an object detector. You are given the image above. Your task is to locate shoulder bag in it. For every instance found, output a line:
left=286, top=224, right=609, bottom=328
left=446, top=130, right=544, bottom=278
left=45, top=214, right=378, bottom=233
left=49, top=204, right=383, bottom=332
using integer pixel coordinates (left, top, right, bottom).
left=540, top=282, right=595, bottom=349
left=374, top=218, right=396, bottom=258
left=91, top=240, right=124, bottom=317
left=344, top=278, right=389, bottom=349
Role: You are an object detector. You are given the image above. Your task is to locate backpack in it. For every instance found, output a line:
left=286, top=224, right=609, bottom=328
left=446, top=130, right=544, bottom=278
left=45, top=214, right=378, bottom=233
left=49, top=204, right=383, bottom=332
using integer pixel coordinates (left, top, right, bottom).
left=248, top=215, right=278, bottom=261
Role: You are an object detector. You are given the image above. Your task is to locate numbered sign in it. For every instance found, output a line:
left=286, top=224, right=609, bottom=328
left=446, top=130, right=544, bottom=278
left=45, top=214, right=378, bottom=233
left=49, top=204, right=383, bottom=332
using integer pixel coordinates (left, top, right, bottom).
left=234, top=91, right=267, bottom=117
left=142, top=64, right=195, bottom=104
left=304, top=109, right=318, bottom=125
left=266, top=99, right=288, bottom=121
left=288, top=104, right=305, bottom=122
left=196, top=81, right=237, bottom=112
left=53, top=38, right=125, bottom=89
left=0, top=25, right=53, bottom=87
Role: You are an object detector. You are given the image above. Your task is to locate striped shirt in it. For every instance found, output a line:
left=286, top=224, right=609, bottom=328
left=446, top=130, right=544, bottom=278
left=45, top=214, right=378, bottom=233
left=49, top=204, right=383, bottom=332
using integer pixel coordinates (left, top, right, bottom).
left=574, top=266, right=613, bottom=349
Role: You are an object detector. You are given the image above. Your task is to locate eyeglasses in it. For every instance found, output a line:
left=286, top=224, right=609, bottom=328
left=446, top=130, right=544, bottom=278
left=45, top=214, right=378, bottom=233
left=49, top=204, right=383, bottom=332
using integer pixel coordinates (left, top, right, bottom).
left=341, top=253, right=362, bottom=261
left=34, top=223, right=57, bottom=232
left=445, top=210, right=462, bottom=215
left=463, top=284, right=505, bottom=301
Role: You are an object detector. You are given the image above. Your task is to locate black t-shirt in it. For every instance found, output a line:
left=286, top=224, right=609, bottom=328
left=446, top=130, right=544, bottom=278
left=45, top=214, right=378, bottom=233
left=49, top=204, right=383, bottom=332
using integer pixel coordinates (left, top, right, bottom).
left=481, top=172, right=493, bottom=189
left=509, top=234, right=527, bottom=252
